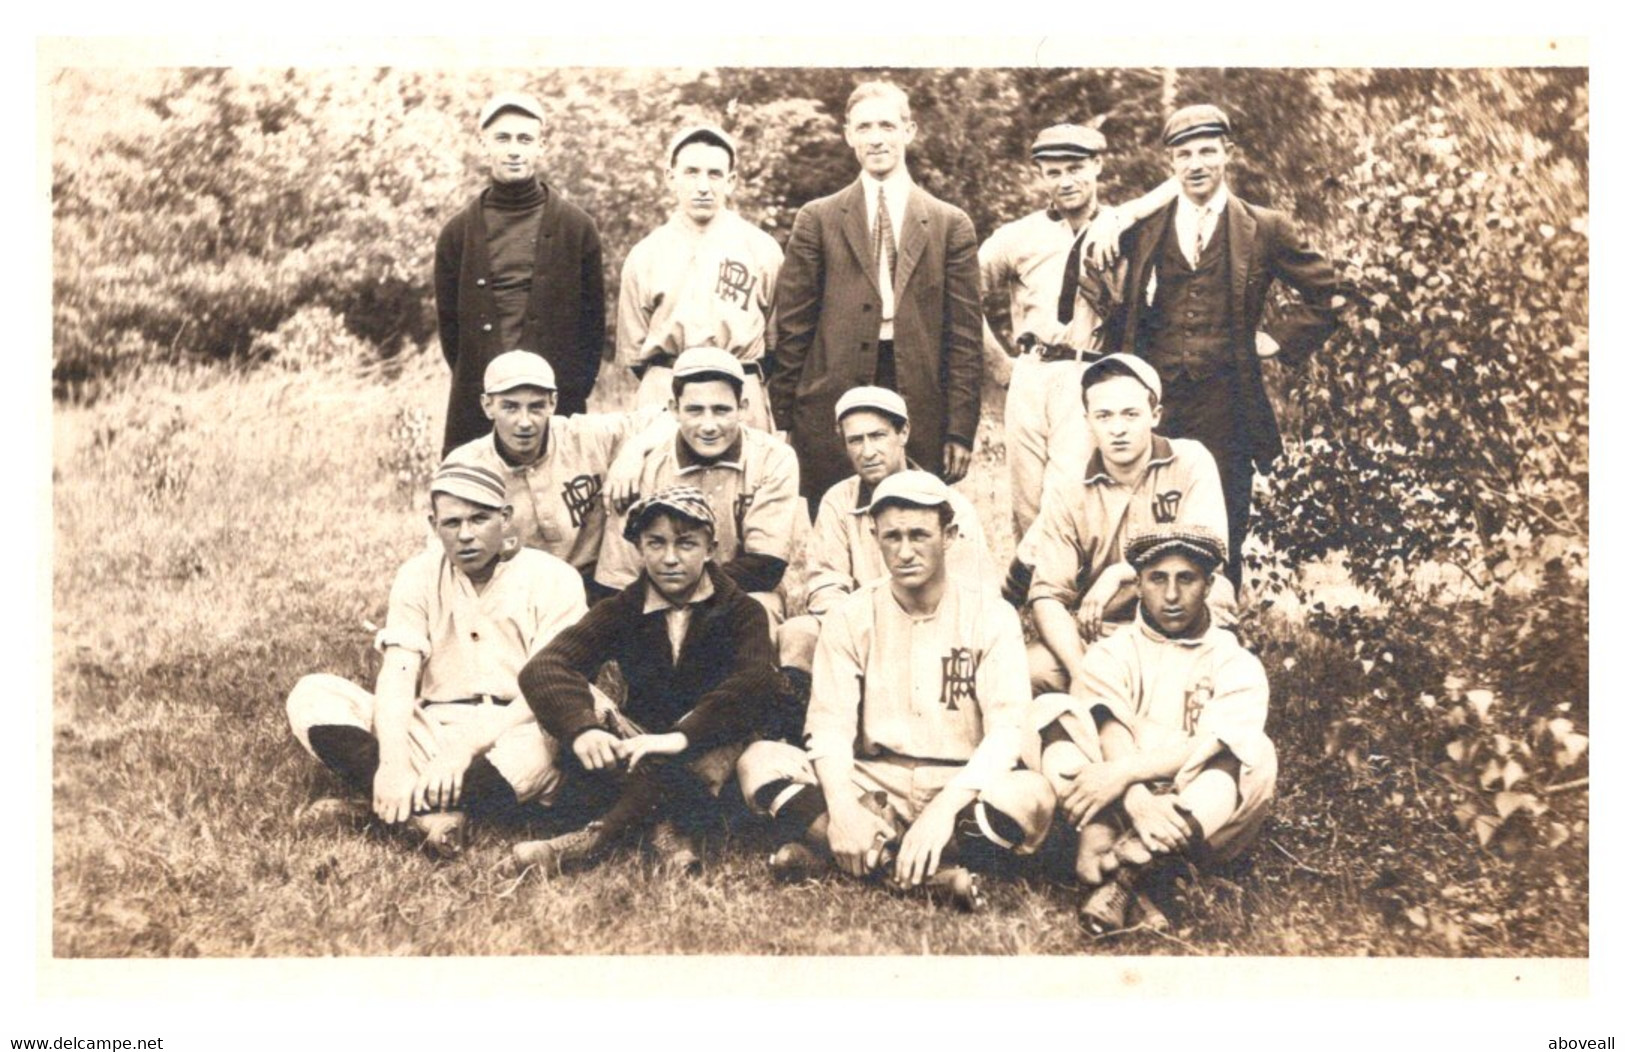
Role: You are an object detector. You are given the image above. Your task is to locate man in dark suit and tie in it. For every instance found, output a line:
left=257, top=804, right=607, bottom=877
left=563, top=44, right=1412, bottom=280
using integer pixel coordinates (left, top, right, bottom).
left=769, top=81, right=983, bottom=507
left=1105, top=104, right=1342, bottom=588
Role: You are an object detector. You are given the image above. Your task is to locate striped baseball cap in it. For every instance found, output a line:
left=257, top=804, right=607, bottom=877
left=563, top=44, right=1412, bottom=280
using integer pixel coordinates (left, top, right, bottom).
left=430, top=462, right=508, bottom=509
left=623, top=485, right=717, bottom=542
left=1124, top=524, right=1227, bottom=572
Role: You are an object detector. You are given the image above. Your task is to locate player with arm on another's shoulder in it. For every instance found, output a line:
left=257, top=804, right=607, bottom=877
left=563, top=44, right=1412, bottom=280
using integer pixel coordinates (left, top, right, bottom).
left=1024, top=352, right=1235, bottom=699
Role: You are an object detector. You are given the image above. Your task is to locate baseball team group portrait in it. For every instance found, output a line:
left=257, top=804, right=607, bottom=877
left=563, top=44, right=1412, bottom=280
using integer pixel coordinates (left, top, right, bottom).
left=48, top=52, right=1589, bottom=963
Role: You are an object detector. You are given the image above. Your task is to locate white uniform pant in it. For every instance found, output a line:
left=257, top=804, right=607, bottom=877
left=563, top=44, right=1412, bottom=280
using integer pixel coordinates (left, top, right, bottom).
left=286, top=673, right=564, bottom=805
left=735, top=740, right=1055, bottom=854
left=1035, top=695, right=1278, bottom=861
left=1005, top=353, right=1088, bottom=541
left=636, top=364, right=775, bottom=435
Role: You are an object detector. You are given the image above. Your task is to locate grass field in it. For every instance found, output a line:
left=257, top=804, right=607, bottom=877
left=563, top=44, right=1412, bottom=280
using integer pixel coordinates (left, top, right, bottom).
left=50, top=351, right=1587, bottom=958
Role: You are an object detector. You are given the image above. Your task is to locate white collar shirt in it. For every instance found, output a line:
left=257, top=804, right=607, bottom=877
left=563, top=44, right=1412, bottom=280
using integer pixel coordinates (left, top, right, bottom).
left=641, top=570, right=718, bottom=665
left=860, top=170, right=912, bottom=339
left=1174, top=184, right=1229, bottom=268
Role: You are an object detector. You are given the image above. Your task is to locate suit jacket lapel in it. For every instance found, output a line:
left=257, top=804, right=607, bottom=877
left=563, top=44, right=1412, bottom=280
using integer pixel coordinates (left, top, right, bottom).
left=893, top=188, right=929, bottom=297
left=839, top=180, right=882, bottom=295
left=1226, top=196, right=1257, bottom=322
left=1124, top=206, right=1176, bottom=349
left=1130, top=202, right=1177, bottom=325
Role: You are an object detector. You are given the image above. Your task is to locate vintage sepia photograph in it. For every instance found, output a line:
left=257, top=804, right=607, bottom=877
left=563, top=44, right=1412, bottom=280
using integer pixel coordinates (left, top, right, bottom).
left=38, top=35, right=1590, bottom=1024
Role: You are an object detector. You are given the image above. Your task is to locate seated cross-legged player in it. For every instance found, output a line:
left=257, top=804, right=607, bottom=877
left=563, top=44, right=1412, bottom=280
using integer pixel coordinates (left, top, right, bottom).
left=511, top=486, right=781, bottom=876
left=1032, top=524, right=1277, bottom=934
left=1024, top=352, right=1234, bottom=696
left=286, top=462, right=587, bottom=858
left=775, top=386, right=1001, bottom=725
left=736, top=471, right=1055, bottom=911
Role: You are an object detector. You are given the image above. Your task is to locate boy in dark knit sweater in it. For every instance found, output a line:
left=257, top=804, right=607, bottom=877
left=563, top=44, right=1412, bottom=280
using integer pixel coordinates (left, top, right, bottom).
left=511, top=486, right=780, bottom=875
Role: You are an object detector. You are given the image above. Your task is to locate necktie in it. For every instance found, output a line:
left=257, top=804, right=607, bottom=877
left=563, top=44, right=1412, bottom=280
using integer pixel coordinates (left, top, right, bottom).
left=1190, top=206, right=1209, bottom=267
left=1057, top=229, right=1084, bottom=325
left=873, top=188, right=897, bottom=282
left=1056, top=225, right=1109, bottom=330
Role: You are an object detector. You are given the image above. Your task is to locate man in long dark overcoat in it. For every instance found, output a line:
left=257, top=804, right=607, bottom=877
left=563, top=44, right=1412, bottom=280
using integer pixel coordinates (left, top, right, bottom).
left=435, top=92, right=606, bottom=454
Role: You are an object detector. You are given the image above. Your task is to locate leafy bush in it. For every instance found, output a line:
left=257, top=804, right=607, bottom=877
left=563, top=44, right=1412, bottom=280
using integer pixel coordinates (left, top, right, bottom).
left=248, top=305, right=375, bottom=373
left=1245, top=107, right=1588, bottom=887
left=1253, top=110, right=1588, bottom=603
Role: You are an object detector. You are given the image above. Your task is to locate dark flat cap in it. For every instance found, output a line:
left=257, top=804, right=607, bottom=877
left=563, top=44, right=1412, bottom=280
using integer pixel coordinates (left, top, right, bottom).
left=1162, top=104, right=1231, bottom=147
left=1031, top=123, right=1107, bottom=160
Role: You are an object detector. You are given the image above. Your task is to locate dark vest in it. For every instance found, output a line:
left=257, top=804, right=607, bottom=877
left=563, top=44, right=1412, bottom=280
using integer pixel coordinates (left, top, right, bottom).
left=1141, top=208, right=1234, bottom=380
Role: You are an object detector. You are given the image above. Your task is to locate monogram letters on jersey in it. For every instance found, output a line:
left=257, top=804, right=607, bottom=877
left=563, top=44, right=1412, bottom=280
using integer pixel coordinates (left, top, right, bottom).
left=733, top=490, right=754, bottom=541
left=1182, top=676, right=1213, bottom=734
left=1152, top=488, right=1184, bottom=523
left=715, top=258, right=757, bottom=309
left=940, top=647, right=982, bottom=711
left=561, top=473, right=604, bottom=529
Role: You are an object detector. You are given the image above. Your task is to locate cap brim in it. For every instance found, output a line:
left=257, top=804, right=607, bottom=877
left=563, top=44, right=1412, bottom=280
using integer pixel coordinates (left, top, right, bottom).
left=485, top=378, right=557, bottom=393
left=1165, top=123, right=1230, bottom=146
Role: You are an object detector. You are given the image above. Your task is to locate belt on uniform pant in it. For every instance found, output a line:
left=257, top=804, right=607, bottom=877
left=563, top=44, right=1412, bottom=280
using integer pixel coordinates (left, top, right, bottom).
left=1015, top=333, right=1103, bottom=364
left=638, top=352, right=762, bottom=378
left=423, top=694, right=511, bottom=707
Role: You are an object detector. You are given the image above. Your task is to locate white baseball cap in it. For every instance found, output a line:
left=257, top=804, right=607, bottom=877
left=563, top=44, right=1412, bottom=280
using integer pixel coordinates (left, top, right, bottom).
left=483, top=350, right=557, bottom=394
left=479, top=92, right=546, bottom=130
left=1082, top=353, right=1163, bottom=402
left=667, top=124, right=738, bottom=168
left=835, top=386, right=909, bottom=425
left=672, top=346, right=747, bottom=384
left=869, top=469, right=955, bottom=523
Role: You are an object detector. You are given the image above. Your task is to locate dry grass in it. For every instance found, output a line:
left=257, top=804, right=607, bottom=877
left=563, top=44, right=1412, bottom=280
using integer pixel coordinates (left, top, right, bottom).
left=50, top=353, right=1584, bottom=958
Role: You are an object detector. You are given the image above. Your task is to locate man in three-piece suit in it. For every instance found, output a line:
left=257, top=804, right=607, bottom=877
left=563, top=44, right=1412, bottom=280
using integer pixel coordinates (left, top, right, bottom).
left=769, top=81, right=983, bottom=507
left=1106, top=104, right=1342, bottom=588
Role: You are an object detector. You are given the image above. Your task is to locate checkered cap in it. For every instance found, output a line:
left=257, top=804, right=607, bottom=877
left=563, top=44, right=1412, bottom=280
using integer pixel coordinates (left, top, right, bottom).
left=623, top=485, right=717, bottom=542
left=1031, top=123, right=1107, bottom=159
left=1163, top=104, right=1231, bottom=146
left=431, top=462, right=507, bottom=509
left=1124, top=524, right=1227, bottom=572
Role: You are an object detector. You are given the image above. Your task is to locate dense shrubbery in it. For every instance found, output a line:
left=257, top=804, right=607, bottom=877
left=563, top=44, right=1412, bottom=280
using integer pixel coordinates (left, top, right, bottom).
left=1248, top=106, right=1588, bottom=878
